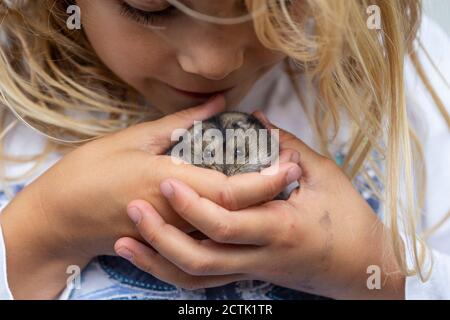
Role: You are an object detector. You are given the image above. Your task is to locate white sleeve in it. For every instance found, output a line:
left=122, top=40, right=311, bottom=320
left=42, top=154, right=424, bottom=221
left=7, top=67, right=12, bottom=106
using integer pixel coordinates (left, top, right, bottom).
left=0, top=221, right=14, bottom=300
left=406, top=250, right=450, bottom=299
left=403, top=15, right=450, bottom=300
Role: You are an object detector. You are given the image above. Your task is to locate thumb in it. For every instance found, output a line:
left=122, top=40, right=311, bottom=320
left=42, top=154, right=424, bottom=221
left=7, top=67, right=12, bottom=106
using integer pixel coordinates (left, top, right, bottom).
left=155, top=94, right=226, bottom=135
left=140, top=95, right=226, bottom=154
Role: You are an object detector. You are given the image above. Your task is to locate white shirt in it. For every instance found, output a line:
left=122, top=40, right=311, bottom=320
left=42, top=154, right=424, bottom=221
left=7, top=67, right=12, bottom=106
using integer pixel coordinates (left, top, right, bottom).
left=0, top=15, right=449, bottom=300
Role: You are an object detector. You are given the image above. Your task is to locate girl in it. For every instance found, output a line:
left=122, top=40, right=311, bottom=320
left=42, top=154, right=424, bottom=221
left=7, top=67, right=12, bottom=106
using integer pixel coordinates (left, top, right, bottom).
left=0, top=0, right=449, bottom=300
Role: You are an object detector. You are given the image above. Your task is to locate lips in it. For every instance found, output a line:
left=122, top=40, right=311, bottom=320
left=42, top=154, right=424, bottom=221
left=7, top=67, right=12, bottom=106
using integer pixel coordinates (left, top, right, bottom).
left=167, top=84, right=234, bottom=99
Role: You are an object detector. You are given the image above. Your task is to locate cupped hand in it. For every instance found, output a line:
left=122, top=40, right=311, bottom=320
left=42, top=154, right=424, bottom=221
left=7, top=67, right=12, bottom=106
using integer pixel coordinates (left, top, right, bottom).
left=115, top=111, right=406, bottom=299
left=16, top=96, right=300, bottom=260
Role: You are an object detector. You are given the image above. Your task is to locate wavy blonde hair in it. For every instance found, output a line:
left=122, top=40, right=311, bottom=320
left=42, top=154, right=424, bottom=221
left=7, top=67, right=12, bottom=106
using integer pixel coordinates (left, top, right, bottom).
left=0, top=0, right=449, bottom=281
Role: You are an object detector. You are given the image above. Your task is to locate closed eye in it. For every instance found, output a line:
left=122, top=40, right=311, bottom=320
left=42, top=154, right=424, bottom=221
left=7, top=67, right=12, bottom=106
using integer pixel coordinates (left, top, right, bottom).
left=119, top=1, right=177, bottom=26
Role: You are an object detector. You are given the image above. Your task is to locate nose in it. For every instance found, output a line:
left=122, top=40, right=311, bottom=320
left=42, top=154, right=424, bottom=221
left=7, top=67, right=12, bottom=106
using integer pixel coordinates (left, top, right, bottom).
left=177, top=30, right=245, bottom=81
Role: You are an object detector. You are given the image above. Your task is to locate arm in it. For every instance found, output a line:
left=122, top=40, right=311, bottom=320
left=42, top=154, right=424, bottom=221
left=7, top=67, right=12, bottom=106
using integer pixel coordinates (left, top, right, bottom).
left=0, top=184, right=91, bottom=300
left=0, top=223, right=12, bottom=299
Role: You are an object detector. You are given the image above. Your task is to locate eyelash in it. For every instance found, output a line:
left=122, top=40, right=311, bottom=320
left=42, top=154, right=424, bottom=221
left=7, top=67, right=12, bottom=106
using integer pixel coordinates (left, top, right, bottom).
left=119, top=1, right=176, bottom=25
left=119, top=0, right=291, bottom=26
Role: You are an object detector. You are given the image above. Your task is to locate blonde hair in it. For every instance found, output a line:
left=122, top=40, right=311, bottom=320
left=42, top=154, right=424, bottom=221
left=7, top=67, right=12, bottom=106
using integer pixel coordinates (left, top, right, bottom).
left=0, top=0, right=449, bottom=281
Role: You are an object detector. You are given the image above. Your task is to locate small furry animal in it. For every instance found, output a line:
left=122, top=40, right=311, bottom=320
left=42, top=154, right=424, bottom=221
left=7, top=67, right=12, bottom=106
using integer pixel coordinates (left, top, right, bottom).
left=166, top=111, right=291, bottom=200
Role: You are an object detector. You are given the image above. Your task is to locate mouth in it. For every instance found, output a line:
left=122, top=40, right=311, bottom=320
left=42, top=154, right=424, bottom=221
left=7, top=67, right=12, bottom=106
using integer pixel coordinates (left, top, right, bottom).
left=167, top=84, right=234, bottom=100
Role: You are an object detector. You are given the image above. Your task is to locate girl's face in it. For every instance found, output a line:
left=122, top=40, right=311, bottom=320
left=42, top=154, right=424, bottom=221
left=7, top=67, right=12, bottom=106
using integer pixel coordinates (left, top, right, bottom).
left=76, top=0, right=287, bottom=114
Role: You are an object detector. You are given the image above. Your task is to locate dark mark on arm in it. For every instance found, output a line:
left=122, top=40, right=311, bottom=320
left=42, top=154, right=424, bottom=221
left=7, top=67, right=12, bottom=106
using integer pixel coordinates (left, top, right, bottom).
left=319, top=211, right=334, bottom=272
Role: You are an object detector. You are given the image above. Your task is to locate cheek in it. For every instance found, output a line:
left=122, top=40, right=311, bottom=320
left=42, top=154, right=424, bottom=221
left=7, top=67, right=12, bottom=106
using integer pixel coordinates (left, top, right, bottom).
left=255, top=49, right=287, bottom=70
left=79, top=0, right=171, bottom=91
left=252, top=32, right=288, bottom=68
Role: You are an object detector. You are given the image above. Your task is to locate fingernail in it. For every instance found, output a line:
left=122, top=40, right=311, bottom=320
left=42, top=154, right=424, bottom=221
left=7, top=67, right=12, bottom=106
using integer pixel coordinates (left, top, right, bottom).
left=117, top=247, right=133, bottom=261
left=128, top=206, right=142, bottom=225
left=290, top=151, right=300, bottom=163
left=286, top=166, right=301, bottom=184
left=160, top=181, right=174, bottom=199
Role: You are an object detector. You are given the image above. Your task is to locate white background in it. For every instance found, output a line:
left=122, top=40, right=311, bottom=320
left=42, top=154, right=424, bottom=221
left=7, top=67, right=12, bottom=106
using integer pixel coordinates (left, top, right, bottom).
left=424, top=0, right=450, bottom=35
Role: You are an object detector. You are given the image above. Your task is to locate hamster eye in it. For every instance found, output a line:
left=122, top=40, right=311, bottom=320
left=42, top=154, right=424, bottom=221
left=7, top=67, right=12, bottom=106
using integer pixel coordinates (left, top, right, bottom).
left=205, top=149, right=215, bottom=158
left=235, top=148, right=244, bottom=157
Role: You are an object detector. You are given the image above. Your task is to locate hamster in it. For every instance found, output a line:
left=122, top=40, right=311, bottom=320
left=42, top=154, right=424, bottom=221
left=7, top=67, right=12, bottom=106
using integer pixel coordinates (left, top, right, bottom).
left=166, top=111, right=292, bottom=200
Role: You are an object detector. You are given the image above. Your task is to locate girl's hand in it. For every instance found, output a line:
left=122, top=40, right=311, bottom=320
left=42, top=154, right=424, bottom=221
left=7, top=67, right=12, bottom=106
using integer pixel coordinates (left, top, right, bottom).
left=115, top=111, right=406, bottom=299
left=0, top=98, right=301, bottom=299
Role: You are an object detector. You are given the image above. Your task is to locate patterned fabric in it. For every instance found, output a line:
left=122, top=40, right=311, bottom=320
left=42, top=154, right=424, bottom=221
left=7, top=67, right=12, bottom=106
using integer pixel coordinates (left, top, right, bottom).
left=67, top=255, right=328, bottom=300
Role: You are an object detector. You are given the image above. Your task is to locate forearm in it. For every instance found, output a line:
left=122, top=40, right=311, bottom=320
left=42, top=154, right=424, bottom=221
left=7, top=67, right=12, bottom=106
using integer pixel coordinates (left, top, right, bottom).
left=340, top=261, right=405, bottom=300
left=0, top=187, right=91, bottom=300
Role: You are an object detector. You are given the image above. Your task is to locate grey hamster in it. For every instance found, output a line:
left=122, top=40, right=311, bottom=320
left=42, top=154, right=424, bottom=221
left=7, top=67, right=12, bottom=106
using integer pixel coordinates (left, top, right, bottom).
left=166, top=111, right=291, bottom=200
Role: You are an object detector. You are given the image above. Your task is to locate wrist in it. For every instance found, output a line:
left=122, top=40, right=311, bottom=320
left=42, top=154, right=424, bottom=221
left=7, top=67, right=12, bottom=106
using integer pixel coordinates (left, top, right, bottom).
left=335, top=225, right=406, bottom=300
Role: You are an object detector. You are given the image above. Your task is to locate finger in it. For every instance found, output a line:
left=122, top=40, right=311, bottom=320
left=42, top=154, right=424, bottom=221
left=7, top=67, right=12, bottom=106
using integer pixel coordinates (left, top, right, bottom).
left=160, top=178, right=280, bottom=245
left=253, top=110, right=317, bottom=157
left=134, top=95, right=226, bottom=154
left=278, top=148, right=301, bottom=165
left=221, top=161, right=302, bottom=209
left=127, top=200, right=256, bottom=276
left=157, top=156, right=301, bottom=210
left=114, top=237, right=247, bottom=291
left=253, top=111, right=325, bottom=174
